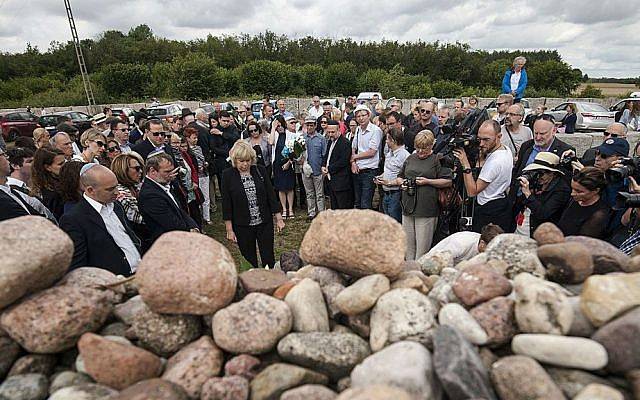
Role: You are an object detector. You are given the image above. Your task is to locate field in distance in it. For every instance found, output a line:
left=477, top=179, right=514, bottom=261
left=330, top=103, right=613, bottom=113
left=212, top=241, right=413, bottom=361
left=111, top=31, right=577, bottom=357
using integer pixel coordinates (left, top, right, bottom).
left=577, top=82, right=637, bottom=96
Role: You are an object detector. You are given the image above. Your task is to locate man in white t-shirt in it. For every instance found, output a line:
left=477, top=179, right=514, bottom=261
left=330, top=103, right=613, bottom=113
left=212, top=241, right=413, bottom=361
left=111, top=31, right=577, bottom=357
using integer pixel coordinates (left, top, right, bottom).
left=454, top=120, right=513, bottom=232
left=501, top=104, right=532, bottom=160
left=351, top=104, right=383, bottom=209
left=427, top=223, right=504, bottom=265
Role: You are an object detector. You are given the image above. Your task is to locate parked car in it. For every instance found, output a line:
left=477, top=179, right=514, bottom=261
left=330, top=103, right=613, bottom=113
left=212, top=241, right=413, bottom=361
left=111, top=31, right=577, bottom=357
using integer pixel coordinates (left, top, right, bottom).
left=357, top=92, right=383, bottom=104
left=201, top=102, right=236, bottom=116
left=251, top=100, right=277, bottom=119
left=38, top=115, right=62, bottom=136
left=609, top=97, right=640, bottom=117
left=0, top=111, right=40, bottom=141
left=111, top=108, right=136, bottom=124
left=146, top=103, right=184, bottom=121
left=547, top=101, right=615, bottom=131
left=47, top=111, right=94, bottom=133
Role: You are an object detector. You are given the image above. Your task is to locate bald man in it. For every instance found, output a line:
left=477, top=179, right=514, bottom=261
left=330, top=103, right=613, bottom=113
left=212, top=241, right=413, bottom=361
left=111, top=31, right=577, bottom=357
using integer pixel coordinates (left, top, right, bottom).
left=581, top=122, right=629, bottom=167
left=59, top=164, right=141, bottom=276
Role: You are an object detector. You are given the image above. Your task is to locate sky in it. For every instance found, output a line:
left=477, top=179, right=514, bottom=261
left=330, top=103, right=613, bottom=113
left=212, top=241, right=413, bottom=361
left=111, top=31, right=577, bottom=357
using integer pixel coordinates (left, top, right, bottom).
left=0, top=0, right=638, bottom=78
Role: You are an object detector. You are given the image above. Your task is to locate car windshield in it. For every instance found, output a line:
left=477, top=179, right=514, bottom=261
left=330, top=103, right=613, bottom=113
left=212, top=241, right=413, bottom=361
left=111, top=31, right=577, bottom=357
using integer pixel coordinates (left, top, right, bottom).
left=40, top=116, right=58, bottom=126
left=578, top=103, right=608, bottom=112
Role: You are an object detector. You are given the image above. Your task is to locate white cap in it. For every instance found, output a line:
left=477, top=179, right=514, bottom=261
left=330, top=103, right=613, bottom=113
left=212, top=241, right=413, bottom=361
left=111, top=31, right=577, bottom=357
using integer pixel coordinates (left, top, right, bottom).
left=354, top=104, right=371, bottom=115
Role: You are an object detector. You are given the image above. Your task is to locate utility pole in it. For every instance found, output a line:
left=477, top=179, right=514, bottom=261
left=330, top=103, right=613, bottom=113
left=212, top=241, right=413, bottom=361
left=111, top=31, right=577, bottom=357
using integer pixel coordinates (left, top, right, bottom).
left=63, top=0, right=96, bottom=112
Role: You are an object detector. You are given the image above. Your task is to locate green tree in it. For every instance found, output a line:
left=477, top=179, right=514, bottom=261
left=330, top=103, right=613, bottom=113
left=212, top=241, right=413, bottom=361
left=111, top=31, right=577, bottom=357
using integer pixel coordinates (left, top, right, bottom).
left=527, top=60, right=582, bottom=96
left=98, top=63, right=151, bottom=100
left=323, top=62, right=358, bottom=96
left=356, top=69, right=388, bottom=92
left=431, top=80, right=464, bottom=98
left=172, top=54, right=226, bottom=100
left=239, top=60, right=292, bottom=96
left=297, top=64, right=326, bottom=95
left=578, top=85, right=604, bottom=98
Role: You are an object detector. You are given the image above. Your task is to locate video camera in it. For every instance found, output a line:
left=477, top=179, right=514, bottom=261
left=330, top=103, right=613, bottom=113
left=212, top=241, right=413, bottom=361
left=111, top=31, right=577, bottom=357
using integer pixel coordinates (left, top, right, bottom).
left=606, top=157, right=640, bottom=184
left=559, top=154, right=578, bottom=169
left=439, top=108, right=488, bottom=169
left=615, top=192, right=640, bottom=210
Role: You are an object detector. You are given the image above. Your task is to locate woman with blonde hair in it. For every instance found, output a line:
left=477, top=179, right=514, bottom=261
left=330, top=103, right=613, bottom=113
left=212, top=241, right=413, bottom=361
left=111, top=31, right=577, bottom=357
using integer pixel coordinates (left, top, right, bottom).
left=73, top=128, right=107, bottom=163
left=33, top=128, right=50, bottom=149
left=392, top=130, right=453, bottom=260
left=332, top=108, right=346, bottom=135
left=222, top=141, right=284, bottom=269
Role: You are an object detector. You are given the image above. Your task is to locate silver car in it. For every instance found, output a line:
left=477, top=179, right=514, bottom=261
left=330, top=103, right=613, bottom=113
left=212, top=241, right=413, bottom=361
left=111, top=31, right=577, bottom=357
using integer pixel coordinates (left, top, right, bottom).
left=547, top=101, right=614, bottom=131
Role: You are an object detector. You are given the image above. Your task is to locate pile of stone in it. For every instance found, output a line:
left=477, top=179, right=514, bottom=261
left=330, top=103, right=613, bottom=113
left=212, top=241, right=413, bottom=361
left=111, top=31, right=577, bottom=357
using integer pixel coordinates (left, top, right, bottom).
left=0, top=212, right=639, bottom=400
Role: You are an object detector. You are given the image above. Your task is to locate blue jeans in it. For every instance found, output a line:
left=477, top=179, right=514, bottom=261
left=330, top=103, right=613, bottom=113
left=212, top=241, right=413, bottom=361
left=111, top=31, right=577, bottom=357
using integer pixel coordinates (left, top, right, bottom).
left=382, top=190, right=402, bottom=223
left=353, top=169, right=376, bottom=209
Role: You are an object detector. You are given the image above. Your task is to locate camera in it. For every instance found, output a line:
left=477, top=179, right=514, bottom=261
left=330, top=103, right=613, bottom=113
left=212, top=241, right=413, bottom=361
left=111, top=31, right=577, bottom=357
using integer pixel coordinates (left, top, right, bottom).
left=177, top=167, right=187, bottom=178
left=447, top=134, right=479, bottom=151
left=519, top=170, right=545, bottom=191
left=403, top=178, right=417, bottom=196
left=559, top=154, right=577, bottom=168
left=606, top=157, right=640, bottom=184
left=615, top=192, right=640, bottom=210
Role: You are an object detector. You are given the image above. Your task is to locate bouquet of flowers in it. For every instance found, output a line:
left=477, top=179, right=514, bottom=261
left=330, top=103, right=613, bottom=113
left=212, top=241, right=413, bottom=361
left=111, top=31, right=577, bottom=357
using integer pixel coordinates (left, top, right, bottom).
left=281, top=134, right=306, bottom=160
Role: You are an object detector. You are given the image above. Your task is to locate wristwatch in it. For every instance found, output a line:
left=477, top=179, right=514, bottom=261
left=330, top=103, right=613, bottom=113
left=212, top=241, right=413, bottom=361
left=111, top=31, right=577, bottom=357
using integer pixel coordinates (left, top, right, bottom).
left=462, top=168, right=472, bottom=174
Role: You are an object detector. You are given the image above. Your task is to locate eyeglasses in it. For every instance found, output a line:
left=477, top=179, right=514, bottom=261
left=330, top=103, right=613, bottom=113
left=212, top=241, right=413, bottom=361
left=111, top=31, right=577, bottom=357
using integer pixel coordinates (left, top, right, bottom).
left=151, top=131, right=167, bottom=137
left=496, top=102, right=506, bottom=106
left=420, top=109, right=432, bottom=114
left=320, top=121, right=328, bottom=124
left=248, top=128, right=258, bottom=133
left=116, top=127, right=130, bottom=132
left=95, top=141, right=105, bottom=147
left=128, top=165, right=142, bottom=172
left=108, top=146, right=120, bottom=153
left=164, top=134, right=173, bottom=139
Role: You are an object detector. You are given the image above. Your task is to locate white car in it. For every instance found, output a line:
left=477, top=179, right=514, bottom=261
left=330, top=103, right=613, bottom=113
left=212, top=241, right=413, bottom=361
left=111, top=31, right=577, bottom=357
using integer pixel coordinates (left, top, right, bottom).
left=547, top=101, right=614, bottom=131
left=357, top=92, right=383, bottom=104
left=486, top=98, right=532, bottom=119
left=146, top=103, right=183, bottom=121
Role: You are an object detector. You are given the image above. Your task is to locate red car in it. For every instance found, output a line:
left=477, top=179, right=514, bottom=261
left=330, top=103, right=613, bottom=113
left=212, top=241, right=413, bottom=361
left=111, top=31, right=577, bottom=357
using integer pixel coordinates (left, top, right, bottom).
left=0, top=111, right=40, bottom=141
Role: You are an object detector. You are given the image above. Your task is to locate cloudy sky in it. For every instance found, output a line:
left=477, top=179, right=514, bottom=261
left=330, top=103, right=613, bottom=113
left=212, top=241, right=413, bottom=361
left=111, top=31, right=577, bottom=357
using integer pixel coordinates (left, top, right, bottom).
left=0, top=0, right=638, bottom=78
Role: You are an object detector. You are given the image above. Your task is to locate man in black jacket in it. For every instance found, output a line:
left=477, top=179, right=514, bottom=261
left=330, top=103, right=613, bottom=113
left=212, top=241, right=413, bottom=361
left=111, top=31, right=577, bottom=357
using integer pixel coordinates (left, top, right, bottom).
left=322, top=120, right=354, bottom=209
left=132, top=119, right=172, bottom=161
left=138, top=153, right=199, bottom=244
left=59, top=164, right=141, bottom=276
left=210, top=111, right=240, bottom=179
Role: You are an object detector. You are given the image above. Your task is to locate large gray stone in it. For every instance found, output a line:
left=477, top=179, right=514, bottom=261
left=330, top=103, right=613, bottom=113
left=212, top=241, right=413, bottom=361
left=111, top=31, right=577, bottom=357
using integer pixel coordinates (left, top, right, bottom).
left=514, top=273, right=573, bottom=334
left=484, top=233, right=545, bottom=278
left=0, top=373, right=48, bottom=400
left=491, top=356, right=564, bottom=400
left=350, top=341, right=440, bottom=400
left=212, top=293, right=292, bottom=355
left=592, top=306, right=640, bottom=373
left=57, top=267, right=125, bottom=304
left=0, top=336, right=20, bottom=378
left=249, top=363, right=328, bottom=400
left=581, top=272, right=640, bottom=327
left=369, top=289, right=437, bottom=351
left=432, top=326, right=497, bottom=400
left=0, top=216, right=73, bottom=309
left=547, top=367, right=620, bottom=399
left=49, top=371, right=92, bottom=395
left=566, top=236, right=629, bottom=274
left=284, top=278, right=330, bottom=332
left=437, top=303, right=488, bottom=345
left=277, top=332, right=370, bottom=379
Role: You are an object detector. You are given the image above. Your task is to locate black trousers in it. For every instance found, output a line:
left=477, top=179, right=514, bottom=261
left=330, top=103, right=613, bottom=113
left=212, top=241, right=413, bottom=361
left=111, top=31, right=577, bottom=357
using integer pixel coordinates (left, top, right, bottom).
left=472, top=197, right=512, bottom=233
left=233, top=219, right=275, bottom=268
left=329, top=188, right=354, bottom=209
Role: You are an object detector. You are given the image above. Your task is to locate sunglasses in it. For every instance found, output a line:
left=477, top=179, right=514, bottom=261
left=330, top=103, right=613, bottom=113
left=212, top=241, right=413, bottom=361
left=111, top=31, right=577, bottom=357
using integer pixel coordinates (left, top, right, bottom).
left=595, top=151, right=612, bottom=159
left=420, top=109, right=432, bottom=114
left=151, top=131, right=168, bottom=137
left=94, top=141, right=105, bottom=147
left=108, top=146, right=120, bottom=153
left=128, top=165, right=143, bottom=172
left=496, top=102, right=506, bottom=106
left=320, top=121, right=328, bottom=124
left=116, top=127, right=130, bottom=132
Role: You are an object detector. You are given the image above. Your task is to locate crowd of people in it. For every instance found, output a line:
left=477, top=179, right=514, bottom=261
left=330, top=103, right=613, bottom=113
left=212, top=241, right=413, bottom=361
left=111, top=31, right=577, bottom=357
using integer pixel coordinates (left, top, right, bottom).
left=2, top=76, right=640, bottom=272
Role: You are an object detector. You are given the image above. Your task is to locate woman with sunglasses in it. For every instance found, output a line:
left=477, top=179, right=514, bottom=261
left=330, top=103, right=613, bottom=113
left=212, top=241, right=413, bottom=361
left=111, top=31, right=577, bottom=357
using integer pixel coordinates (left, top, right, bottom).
left=31, top=147, right=66, bottom=220
left=73, top=128, right=107, bottom=164
left=269, top=115, right=297, bottom=219
left=111, top=152, right=151, bottom=251
left=106, top=139, right=122, bottom=164
left=557, top=167, right=609, bottom=239
left=245, top=121, right=271, bottom=177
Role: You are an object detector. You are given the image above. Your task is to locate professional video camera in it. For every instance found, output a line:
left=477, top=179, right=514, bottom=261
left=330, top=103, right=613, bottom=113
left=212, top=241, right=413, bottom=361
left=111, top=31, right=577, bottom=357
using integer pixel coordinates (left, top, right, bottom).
left=439, top=108, right=488, bottom=170
left=606, top=157, right=640, bottom=184
left=615, top=192, right=640, bottom=210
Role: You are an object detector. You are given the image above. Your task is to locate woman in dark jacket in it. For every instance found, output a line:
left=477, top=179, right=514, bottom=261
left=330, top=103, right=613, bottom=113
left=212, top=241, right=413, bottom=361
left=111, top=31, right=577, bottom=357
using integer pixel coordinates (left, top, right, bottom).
left=516, top=152, right=571, bottom=236
left=222, top=141, right=285, bottom=269
left=31, top=147, right=66, bottom=219
left=560, top=103, right=577, bottom=134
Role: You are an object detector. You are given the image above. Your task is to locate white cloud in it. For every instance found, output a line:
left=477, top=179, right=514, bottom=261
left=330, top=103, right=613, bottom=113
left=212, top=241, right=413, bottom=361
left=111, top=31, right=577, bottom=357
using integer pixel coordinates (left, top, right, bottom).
left=0, top=0, right=638, bottom=77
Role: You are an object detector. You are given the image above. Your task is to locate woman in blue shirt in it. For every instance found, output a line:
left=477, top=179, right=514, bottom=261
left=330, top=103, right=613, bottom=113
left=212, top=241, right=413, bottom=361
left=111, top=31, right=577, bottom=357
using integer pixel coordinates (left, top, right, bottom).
left=502, top=56, right=528, bottom=102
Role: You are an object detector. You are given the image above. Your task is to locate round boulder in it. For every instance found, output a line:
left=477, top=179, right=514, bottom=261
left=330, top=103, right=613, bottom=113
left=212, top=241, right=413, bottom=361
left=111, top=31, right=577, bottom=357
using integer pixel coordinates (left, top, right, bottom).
left=299, top=210, right=405, bottom=279
left=136, top=231, right=237, bottom=315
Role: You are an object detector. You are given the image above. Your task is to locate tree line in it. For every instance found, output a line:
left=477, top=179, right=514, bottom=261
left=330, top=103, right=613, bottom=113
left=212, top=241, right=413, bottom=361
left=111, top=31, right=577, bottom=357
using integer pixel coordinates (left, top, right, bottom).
left=0, top=25, right=587, bottom=108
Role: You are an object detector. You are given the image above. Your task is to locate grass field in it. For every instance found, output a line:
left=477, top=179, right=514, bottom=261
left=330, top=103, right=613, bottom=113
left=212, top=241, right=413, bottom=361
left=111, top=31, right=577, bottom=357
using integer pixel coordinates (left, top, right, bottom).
left=203, top=198, right=312, bottom=272
left=577, top=83, right=637, bottom=97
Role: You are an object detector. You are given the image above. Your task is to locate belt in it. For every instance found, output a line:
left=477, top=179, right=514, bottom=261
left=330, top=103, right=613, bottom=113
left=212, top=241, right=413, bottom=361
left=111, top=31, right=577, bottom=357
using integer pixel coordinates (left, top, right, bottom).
left=358, top=168, right=376, bottom=172
left=384, top=189, right=401, bottom=193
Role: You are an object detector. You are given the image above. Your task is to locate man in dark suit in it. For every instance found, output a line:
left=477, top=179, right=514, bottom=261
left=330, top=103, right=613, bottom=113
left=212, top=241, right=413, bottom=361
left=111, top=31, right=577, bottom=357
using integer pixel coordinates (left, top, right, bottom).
left=322, top=120, right=354, bottom=209
left=132, top=118, right=171, bottom=160
left=138, top=153, right=199, bottom=244
left=59, top=164, right=141, bottom=276
left=0, top=147, right=38, bottom=221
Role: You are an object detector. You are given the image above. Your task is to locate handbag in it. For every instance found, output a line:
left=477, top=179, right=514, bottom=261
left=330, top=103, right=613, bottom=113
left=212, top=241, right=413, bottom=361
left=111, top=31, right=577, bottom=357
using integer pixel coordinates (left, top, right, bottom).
left=438, top=186, right=461, bottom=212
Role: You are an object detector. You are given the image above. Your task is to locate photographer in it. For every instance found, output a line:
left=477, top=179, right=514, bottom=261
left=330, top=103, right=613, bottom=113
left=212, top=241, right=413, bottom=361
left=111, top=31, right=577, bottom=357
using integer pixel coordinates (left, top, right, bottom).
left=454, top=120, right=513, bottom=232
left=394, top=130, right=452, bottom=260
left=515, top=153, right=570, bottom=236
left=557, top=167, right=609, bottom=239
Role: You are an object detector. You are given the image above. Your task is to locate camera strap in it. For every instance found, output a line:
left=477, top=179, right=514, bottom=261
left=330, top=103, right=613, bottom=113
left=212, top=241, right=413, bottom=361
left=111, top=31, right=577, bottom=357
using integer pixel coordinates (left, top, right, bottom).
left=504, top=126, right=517, bottom=153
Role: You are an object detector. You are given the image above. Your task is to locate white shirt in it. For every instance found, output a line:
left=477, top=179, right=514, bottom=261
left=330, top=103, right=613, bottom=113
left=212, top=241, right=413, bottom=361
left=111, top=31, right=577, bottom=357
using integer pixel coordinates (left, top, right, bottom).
left=352, top=122, right=383, bottom=170
left=428, top=231, right=481, bottom=264
left=510, top=71, right=521, bottom=92
left=148, top=177, right=179, bottom=208
left=72, top=142, right=82, bottom=157
left=308, top=106, right=324, bottom=119
left=83, top=194, right=141, bottom=272
left=477, top=146, right=513, bottom=205
left=501, top=125, right=532, bottom=158
left=325, top=138, right=338, bottom=181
